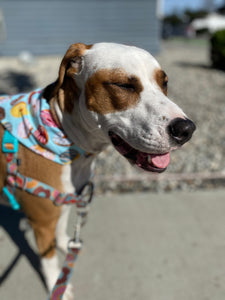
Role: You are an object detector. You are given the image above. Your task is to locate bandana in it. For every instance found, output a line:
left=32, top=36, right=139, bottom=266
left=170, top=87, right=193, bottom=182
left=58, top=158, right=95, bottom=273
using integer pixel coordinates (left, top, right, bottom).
left=0, top=89, right=88, bottom=165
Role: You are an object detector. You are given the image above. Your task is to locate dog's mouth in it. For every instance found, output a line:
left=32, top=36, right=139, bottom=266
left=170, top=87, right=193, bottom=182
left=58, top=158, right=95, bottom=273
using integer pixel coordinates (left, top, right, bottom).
left=109, top=132, right=170, bottom=173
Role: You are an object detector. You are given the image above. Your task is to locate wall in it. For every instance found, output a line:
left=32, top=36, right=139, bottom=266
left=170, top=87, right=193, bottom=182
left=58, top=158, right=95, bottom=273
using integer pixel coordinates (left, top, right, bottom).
left=0, top=0, right=160, bottom=56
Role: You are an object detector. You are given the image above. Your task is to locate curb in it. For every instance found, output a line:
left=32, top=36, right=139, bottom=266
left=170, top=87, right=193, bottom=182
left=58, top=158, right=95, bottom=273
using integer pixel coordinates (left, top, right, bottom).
left=95, top=171, right=225, bottom=194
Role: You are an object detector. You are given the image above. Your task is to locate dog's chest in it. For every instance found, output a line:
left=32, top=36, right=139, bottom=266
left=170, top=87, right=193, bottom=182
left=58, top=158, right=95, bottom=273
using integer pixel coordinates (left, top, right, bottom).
left=61, top=155, right=96, bottom=194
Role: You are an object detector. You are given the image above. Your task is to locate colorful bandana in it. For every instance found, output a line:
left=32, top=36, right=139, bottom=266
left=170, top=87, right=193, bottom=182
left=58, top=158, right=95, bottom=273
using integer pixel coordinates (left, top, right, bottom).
left=0, top=89, right=88, bottom=164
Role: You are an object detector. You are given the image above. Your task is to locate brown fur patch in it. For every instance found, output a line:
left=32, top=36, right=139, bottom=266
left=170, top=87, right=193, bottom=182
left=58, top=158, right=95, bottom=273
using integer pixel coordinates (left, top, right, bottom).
left=85, top=68, right=143, bottom=114
left=154, top=69, right=168, bottom=96
left=0, top=125, right=63, bottom=258
left=43, top=43, right=93, bottom=124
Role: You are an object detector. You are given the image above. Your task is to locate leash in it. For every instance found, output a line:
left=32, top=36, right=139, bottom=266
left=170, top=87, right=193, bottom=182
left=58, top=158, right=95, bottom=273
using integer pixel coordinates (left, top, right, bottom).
left=1, top=130, right=95, bottom=299
left=48, top=182, right=94, bottom=300
left=49, top=245, right=81, bottom=300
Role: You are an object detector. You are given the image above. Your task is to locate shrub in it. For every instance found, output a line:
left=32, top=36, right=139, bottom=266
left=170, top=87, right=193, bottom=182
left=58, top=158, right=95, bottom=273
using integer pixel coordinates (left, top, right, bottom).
left=210, top=29, right=225, bottom=69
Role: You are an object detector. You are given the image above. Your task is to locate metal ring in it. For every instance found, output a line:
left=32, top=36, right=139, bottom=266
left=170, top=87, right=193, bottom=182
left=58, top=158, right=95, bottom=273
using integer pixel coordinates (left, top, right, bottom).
left=79, top=181, right=94, bottom=204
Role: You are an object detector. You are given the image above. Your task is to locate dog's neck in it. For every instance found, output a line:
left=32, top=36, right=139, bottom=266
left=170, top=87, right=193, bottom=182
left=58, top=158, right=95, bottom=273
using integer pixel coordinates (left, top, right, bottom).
left=52, top=96, right=110, bottom=154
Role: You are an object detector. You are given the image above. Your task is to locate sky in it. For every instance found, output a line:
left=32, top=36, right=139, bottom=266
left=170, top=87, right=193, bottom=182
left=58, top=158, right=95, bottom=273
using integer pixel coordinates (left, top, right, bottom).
left=163, top=0, right=225, bottom=15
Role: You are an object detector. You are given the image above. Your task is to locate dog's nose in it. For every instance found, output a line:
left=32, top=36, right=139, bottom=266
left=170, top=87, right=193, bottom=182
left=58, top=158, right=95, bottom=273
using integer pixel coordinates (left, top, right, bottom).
left=168, top=118, right=196, bottom=145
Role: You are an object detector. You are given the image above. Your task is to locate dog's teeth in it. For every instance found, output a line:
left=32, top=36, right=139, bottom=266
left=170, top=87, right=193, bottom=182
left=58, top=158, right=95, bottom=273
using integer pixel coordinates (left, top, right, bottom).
left=147, top=155, right=152, bottom=163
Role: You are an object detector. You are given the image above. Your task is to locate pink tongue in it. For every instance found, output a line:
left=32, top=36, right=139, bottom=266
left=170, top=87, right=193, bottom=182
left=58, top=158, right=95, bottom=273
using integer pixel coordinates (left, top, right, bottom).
left=151, top=153, right=170, bottom=169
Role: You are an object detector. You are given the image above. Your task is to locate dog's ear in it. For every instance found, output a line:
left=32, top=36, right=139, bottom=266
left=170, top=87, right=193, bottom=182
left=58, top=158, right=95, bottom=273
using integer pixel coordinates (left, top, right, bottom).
left=57, top=43, right=92, bottom=87
left=43, top=43, right=92, bottom=121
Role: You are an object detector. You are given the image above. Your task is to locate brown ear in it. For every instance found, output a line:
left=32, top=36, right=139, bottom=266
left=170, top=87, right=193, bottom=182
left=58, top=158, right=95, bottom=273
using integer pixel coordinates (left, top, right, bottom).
left=43, top=43, right=92, bottom=120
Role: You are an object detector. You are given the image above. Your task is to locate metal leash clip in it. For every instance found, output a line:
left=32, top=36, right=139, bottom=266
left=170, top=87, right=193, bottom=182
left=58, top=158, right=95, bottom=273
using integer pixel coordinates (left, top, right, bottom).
left=68, top=181, right=94, bottom=250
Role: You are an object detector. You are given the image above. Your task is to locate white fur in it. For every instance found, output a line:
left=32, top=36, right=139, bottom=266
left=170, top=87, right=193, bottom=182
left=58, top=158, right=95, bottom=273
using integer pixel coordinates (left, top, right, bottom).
left=56, top=205, right=71, bottom=254
left=36, top=43, right=190, bottom=296
left=54, top=42, right=188, bottom=260
left=41, top=255, right=60, bottom=291
left=41, top=255, right=74, bottom=299
left=61, top=43, right=186, bottom=156
left=53, top=42, right=188, bottom=259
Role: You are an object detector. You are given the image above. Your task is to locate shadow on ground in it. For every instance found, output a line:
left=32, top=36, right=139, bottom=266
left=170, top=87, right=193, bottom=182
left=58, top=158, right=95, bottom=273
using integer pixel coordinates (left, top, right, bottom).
left=176, top=61, right=225, bottom=72
left=0, top=205, right=46, bottom=289
left=0, top=71, right=36, bottom=94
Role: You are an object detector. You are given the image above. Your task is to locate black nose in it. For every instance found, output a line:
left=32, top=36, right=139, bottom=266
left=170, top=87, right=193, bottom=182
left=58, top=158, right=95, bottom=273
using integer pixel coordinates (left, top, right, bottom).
left=168, top=118, right=196, bottom=145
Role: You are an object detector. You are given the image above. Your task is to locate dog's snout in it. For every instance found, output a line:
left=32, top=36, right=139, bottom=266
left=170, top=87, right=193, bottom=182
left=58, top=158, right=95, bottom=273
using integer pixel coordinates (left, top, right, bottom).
left=168, top=118, right=196, bottom=145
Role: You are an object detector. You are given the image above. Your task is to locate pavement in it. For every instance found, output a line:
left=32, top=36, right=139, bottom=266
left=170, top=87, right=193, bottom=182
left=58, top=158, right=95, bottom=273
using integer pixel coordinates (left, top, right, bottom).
left=0, top=189, right=225, bottom=300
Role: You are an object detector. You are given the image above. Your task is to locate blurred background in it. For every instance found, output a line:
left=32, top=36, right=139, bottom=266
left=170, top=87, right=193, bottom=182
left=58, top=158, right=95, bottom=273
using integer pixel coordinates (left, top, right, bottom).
left=0, top=0, right=225, bottom=194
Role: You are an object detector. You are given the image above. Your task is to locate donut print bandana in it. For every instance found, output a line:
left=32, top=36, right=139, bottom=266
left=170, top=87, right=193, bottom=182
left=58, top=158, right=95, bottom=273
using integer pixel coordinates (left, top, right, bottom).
left=0, top=89, right=88, bottom=165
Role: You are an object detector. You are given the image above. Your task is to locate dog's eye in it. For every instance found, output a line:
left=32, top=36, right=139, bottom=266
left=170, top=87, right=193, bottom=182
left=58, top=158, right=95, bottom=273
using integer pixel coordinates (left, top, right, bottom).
left=163, top=80, right=168, bottom=90
left=113, top=83, right=136, bottom=92
left=105, top=82, right=136, bottom=92
left=162, top=79, right=168, bottom=94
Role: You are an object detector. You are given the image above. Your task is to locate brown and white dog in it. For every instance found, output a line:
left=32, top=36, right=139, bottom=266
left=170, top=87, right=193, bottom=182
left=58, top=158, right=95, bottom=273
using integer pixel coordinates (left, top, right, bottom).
left=0, top=42, right=195, bottom=298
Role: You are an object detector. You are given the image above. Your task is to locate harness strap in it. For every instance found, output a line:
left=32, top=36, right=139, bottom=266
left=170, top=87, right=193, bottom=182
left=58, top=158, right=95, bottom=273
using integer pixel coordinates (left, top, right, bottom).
left=2, top=131, right=94, bottom=208
left=2, top=130, right=94, bottom=300
left=7, top=169, right=84, bottom=206
left=4, top=152, right=88, bottom=206
left=2, top=131, right=21, bottom=210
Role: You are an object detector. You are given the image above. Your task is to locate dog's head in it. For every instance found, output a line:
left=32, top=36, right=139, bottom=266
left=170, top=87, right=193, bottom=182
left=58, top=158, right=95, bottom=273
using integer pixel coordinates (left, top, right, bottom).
left=44, top=43, right=196, bottom=173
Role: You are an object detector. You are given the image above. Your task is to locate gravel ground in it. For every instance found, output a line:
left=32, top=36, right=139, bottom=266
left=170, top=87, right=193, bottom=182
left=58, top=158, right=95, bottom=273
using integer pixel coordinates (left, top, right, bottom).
left=0, top=39, right=224, bottom=193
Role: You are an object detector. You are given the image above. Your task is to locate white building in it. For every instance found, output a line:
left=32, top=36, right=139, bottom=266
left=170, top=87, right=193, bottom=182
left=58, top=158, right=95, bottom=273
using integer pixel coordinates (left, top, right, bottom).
left=191, top=13, right=225, bottom=33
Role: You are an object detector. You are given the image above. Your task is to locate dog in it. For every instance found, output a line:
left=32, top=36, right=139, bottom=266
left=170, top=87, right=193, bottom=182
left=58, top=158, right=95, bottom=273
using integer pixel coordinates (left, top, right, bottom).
left=0, top=42, right=196, bottom=299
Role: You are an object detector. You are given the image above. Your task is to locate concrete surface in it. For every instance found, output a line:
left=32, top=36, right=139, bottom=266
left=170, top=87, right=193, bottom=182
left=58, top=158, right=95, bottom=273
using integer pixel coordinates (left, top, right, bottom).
left=0, top=189, right=225, bottom=300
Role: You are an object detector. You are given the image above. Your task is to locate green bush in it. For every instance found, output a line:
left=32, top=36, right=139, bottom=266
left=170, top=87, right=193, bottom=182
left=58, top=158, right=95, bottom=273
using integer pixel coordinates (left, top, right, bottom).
left=210, top=29, right=225, bottom=69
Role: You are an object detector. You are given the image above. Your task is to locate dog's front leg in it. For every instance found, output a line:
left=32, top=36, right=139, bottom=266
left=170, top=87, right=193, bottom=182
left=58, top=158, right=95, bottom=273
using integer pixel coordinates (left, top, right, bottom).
left=41, top=255, right=60, bottom=291
left=31, top=207, right=74, bottom=300
left=27, top=205, right=62, bottom=294
left=20, top=192, right=74, bottom=299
